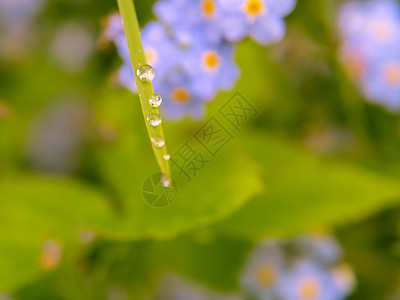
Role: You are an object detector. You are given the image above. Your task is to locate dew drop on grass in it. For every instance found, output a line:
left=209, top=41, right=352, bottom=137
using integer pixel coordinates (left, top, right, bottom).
left=163, top=153, right=170, bottom=160
left=147, top=113, right=162, bottom=126
left=151, top=136, right=165, bottom=147
left=161, top=173, right=172, bottom=187
left=149, top=94, right=162, bottom=107
left=136, top=64, right=155, bottom=82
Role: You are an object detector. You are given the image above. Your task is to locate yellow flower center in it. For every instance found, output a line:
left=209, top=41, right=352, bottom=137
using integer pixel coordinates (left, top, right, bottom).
left=255, top=265, right=277, bottom=287
left=298, top=277, right=321, bottom=300
left=145, top=47, right=158, bottom=66
left=171, top=87, right=191, bottom=104
left=202, top=0, right=216, bottom=18
left=383, top=63, right=400, bottom=87
left=202, top=51, right=221, bottom=72
left=244, top=0, right=267, bottom=18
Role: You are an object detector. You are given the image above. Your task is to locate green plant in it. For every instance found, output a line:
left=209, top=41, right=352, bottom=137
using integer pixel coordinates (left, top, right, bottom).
left=116, top=0, right=172, bottom=184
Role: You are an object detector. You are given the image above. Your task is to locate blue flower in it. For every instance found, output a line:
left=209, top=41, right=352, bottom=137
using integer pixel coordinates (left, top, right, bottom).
left=105, top=16, right=239, bottom=119
left=102, top=12, right=126, bottom=49
left=241, top=237, right=355, bottom=300
left=153, top=0, right=296, bottom=46
left=114, top=21, right=182, bottom=86
left=118, top=62, right=136, bottom=92
left=294, top=233, right=343, bottom=266
left=154, top=0, right=224, bottom=46
left=338, top=0, right=400, bottom=60
left=157, top=71, right=208, bottom=120
left=338, top=0, right=400, bottom=112
left=218, top=0, right=297, bottom=45
left=141, top=21, right=182, bottom=78
left=276, top=260, right=345, bottom=300
left=182, top=41, right=240, bottom=99
left=111, top=20, right=182, bottom=91
left=361, top=55, right=400, bottom=111
left=118, top=63, right=208, bottom=121
left=240, top=241, right=284, bottom=300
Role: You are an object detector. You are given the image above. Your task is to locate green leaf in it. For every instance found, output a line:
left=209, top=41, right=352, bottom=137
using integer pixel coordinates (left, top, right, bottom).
left=212, top=133, right=400, bottom=240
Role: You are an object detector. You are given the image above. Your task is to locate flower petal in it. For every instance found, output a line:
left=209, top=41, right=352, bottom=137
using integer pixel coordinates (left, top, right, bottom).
left=250, top=15, right=286, bottom=45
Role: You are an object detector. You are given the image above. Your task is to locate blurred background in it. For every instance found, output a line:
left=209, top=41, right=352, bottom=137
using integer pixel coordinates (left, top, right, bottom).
left=1, top=0, right=400, bottom=299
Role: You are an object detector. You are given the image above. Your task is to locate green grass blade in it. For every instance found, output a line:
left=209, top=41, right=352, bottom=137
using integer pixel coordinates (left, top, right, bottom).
left=116, top=0, right=172, bottom=183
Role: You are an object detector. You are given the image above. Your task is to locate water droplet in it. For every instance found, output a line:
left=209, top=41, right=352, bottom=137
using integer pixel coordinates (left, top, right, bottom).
left=149, top=94, right=162, bottom=107
left=136, top=64, right=155, bottom=82
left=163, top=153, right=170, bottom=160
left=161, top=174, right=172, bottom=187
left=147, top=113, right=162, bottom=126
left=151, top=136, right=165, bottom=147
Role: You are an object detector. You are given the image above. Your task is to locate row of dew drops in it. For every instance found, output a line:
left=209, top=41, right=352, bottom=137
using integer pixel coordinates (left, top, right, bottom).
left=137, top=64, right=172, bottom=188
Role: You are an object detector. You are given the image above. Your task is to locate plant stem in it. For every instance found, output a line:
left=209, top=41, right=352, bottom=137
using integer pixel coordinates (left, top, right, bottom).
left=116, top=0, right=171, bottom=181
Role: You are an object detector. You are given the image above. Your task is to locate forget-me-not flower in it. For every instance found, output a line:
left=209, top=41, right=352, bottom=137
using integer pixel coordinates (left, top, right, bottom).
left=106, top=18, right=184, bottom=98
left=104, top=14, right=239, bottom=120
left=158, top=72, right=209, bottom=120
left=102, top=12, right=125, bottom=48
left=338, top=0, right=400, bottom=61
left=182, top=41, right=240, bottom=99
left=240, top=235, right=355, bottom=300
left=240, top=240, right=284, bottom=300
left=105, top=19, right=182, bottom=92
left=276, top=260, right=344, bottom=300
left=361, top=55, right=400, bottom=111
left=153, top=0, right=224, bottom=46
left=218, top=0, right=297, bottom=45
left=117, top=21, right=182, bottom=78
left=104, top=0, right=295, bottom=120
left=118, top=62, right=136, bottom=92
left=118, top=65, right=208, bottom=120
left=338, top=0, right=400, bottom=112
left=157, top=71, right=209, bottom=120
left=294, top=233, right=343, bottom=267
